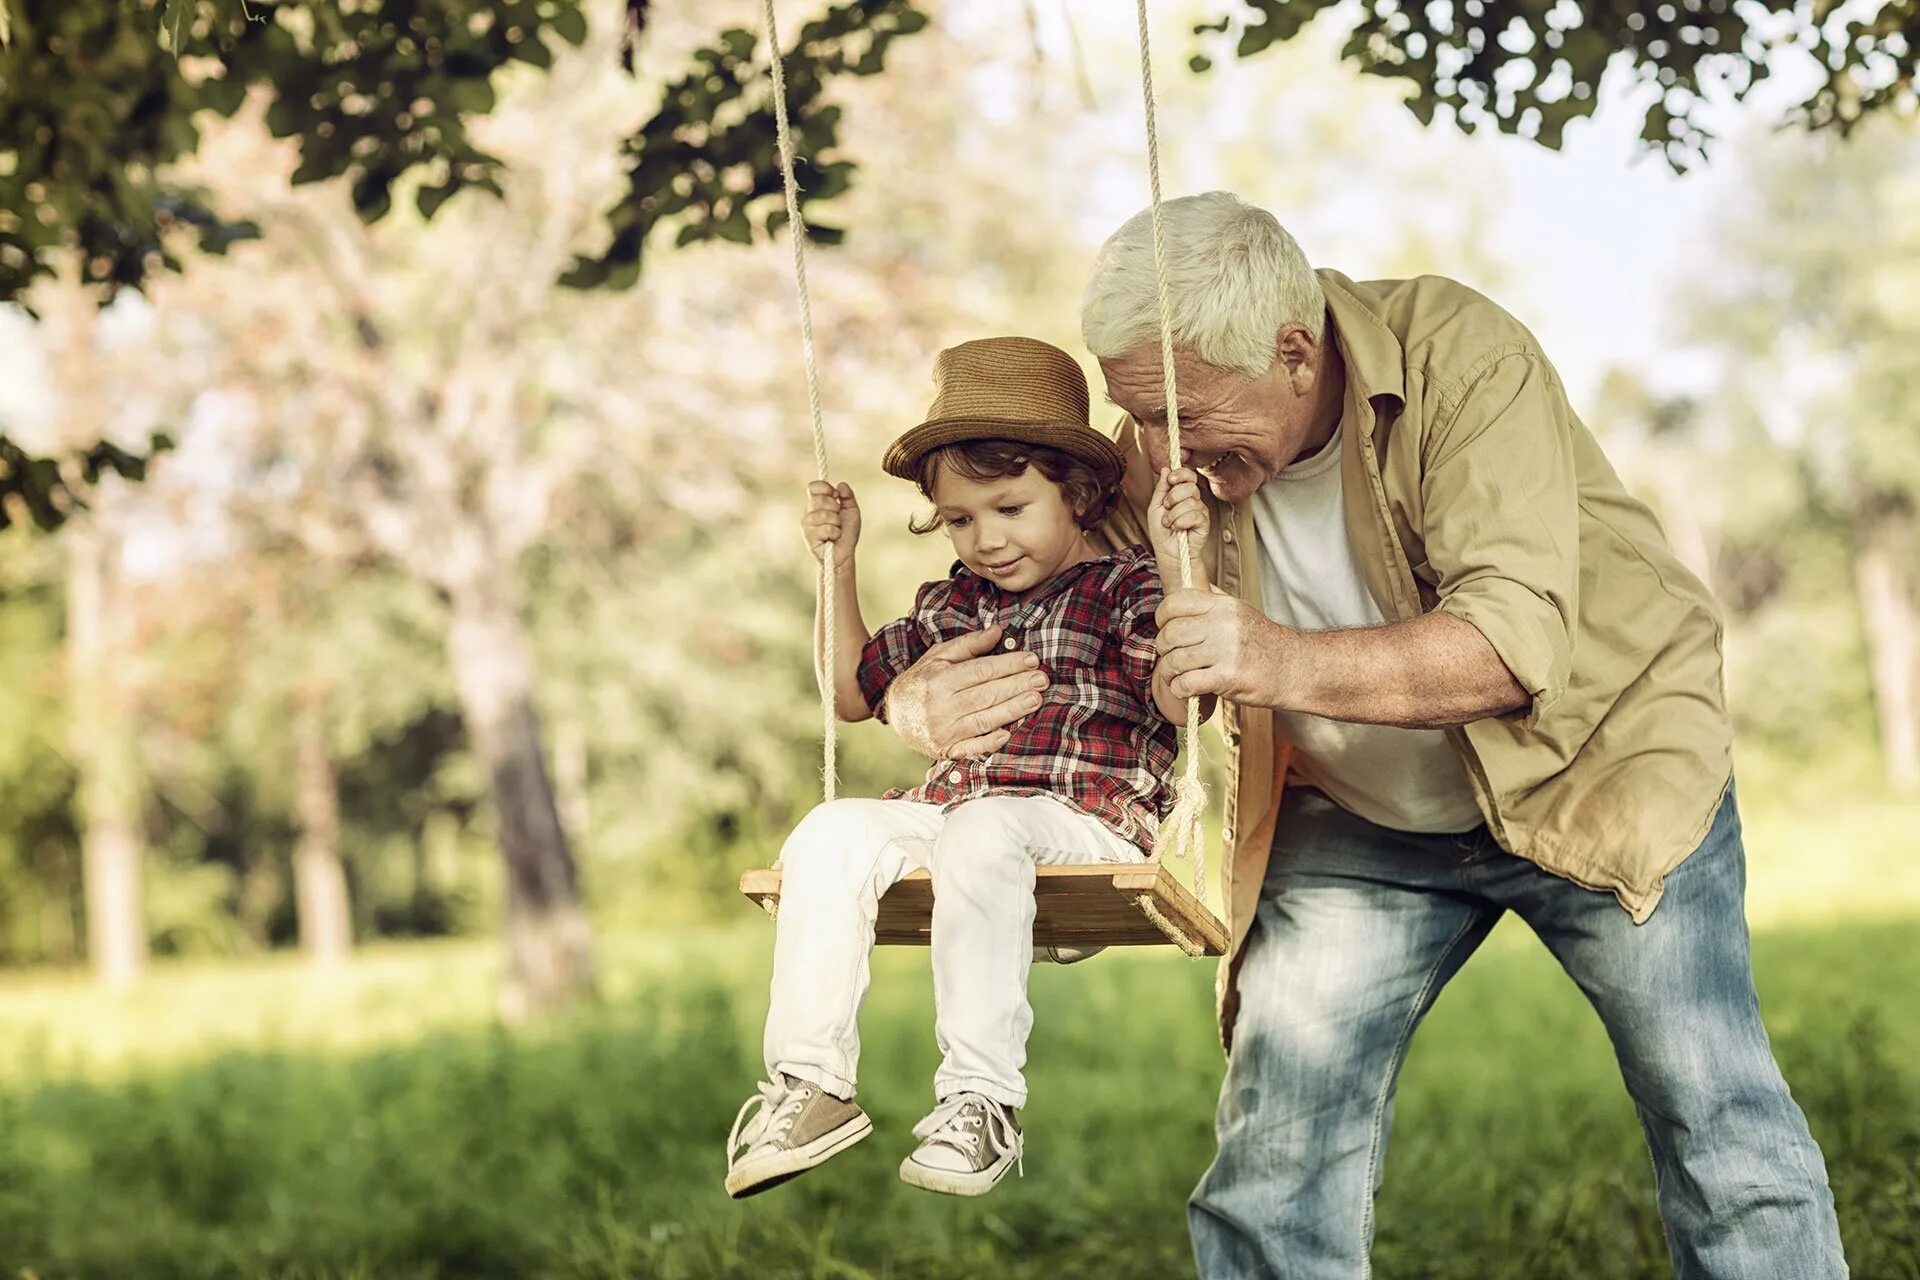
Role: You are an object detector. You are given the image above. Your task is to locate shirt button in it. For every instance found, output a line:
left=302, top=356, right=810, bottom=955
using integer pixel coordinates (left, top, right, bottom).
left=1002, top=636, right=1017, bottom=650
left=1222, top=527, right=1235, bottom=544
left=948, top=766, right=963, bottom=784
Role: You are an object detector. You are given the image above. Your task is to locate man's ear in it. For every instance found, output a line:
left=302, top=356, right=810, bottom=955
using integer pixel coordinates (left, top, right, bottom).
left=1274, top=325, right=1318, bottom=393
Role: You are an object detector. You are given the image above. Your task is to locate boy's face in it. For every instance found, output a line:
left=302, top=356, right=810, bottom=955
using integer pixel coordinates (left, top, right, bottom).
left=930, top=461, right=1091, bottom=599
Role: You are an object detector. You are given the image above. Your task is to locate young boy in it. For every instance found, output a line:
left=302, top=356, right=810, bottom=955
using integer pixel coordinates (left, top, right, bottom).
left=725, top=336, right=1211, bottom=1200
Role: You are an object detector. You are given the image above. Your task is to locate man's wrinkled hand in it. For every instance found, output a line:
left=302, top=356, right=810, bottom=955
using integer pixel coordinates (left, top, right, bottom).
left=1154, top=588, right=1278, bottom=704
left=884, top=624, right=1049, bottom=759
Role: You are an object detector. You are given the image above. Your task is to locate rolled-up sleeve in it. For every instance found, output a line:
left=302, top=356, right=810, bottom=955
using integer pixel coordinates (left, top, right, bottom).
left=1422, top=351, right=1579, bottom=729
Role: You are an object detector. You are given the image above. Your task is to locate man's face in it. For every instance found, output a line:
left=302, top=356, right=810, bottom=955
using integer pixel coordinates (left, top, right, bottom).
left=1098, top=334, right=1327, bottom=505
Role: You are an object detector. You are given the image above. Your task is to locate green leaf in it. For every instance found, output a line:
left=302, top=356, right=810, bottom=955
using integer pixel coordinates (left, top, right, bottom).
left=350, top=170, right=394, bottom=222
left=550, top=6, right=589, bottom=46
left=265, top=97, right=303, bottom=139
left=512, top=36, right=553, bottom=69
left=162, top=0, right=191, bottom=52
left=446, top=77, right=497, bottom=116
left=291, top=149, right=346, bottom=186
left=198, top=73, right=247, bottom=117
left=714, top=206, right=752, bottom=244
left=416, top=178, right=461, bottom=220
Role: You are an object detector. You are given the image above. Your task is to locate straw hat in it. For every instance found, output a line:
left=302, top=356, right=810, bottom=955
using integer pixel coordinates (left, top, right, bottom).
left=882, top=336, right=1124, bottom=486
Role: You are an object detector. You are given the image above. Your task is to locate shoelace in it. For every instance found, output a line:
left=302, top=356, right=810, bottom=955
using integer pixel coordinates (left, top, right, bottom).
left=914, top=1092, right=1023, bottom=1176
left=727, top=1078, right=809, bottom=1165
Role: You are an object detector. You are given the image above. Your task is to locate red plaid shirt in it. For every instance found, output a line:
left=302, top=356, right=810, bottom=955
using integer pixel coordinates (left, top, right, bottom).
left=856, top=544, right=1176, bottom=854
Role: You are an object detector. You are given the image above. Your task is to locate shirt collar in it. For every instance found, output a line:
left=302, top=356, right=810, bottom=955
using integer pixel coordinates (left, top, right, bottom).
left=1317, top=268, right=1407, bottom=409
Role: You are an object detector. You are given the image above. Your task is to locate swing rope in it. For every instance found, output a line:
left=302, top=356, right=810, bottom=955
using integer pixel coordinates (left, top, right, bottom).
left=761, top=0, right=1211, bottom=913
left=1133, top=0, right=1210, bottom=906
left=764, top=0, right=838, bottom=805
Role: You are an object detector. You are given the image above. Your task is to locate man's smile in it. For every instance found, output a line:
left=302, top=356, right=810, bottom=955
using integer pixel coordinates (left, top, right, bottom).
left=1193, top=449, right=1249, bottom=489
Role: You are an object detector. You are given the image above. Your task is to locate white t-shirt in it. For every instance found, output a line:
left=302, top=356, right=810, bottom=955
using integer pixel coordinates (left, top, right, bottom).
left=1248, top=428, right=1483, bottom=834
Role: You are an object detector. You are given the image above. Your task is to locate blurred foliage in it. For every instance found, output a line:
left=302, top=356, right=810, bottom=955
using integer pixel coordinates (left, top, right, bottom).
left=1683, top=116, right=1920, bottom=780
left=0, top=6, right=1913, bottom=968
left=0, top=540, right=80, bottom=963
left=0, top=431, right=169, bottom=533
left=1193, top=0, right=1920, bottom=168
left=0, top=0, right=925, bottom=526
left=0, top=0, right=921, bottom=301
left=5, top=0, right=1911, bottom=524
left=562, top=0, right=928, bottom=289
left=0, top=534, right=493, bottom=961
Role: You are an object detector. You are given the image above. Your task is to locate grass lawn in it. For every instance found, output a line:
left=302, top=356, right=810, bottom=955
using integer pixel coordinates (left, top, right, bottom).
left=0, top=907, right=1916, bottom=1279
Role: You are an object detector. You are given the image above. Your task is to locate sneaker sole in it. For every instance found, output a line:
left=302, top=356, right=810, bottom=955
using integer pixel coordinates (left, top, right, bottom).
left=726, top=1113, right=873, bottom=1200
left=897, top=1151, right=1016, bottom=1197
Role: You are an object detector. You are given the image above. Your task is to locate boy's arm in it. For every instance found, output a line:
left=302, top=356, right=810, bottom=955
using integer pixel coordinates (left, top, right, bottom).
left=1152, top=624, right=1218, bottom=726
left=1145, top=462, right=1217, bottom=726
left=1121, top=558, right=1216, bottom=729
left=815, top=559, right=874, bottom=722
left=1152, top=549, right=1215, bottom=726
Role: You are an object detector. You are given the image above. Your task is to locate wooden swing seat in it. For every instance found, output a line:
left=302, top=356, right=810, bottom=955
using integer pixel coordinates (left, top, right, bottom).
left=739, top=862, right=1228, bottom=957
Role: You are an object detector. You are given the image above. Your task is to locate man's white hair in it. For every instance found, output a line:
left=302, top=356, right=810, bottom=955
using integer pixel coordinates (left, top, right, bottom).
left=1080, top=191, right=1324, bottom=379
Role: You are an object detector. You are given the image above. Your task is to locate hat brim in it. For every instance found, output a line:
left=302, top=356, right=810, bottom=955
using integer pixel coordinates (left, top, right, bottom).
left=883, top=417, right=1125, bottom=487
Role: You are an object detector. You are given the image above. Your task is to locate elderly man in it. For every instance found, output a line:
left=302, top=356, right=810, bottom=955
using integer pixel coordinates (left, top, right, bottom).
left=882, top=192, right=1846, bottom=1278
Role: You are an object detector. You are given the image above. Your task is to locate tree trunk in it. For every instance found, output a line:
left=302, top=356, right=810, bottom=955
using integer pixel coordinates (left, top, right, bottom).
left=37, top=845, right=78, bottom=965
left=67, top=519, right=146, bottom=988
left=293, top=693, right=354, bottom=964
left=554, top=715, right=591, bottom=851
left=447, top=582, right=595, bottom=1020
left=1855, top=508, right=1920, bottom=793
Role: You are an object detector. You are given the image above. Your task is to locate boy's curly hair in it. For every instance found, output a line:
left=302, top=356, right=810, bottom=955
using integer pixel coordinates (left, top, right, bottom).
left=908, top=440, right=1119, bottom=536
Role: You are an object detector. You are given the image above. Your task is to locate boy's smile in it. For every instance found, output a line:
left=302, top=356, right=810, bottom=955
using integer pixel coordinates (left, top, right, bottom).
left=930, top=464, right=1098, bottom=601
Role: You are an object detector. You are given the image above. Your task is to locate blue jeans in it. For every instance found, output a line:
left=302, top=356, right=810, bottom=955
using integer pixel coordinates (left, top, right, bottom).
left=1189, top=781, right=1846, bottom=1279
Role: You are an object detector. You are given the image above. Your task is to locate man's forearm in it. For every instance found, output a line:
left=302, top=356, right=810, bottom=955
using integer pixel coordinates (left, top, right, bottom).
left=1255, top=609, right=1528, bottom=728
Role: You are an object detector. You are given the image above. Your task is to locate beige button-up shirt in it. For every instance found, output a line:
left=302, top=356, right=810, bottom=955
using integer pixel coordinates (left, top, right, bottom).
left=1098, top=269, right=1734, bottom=1046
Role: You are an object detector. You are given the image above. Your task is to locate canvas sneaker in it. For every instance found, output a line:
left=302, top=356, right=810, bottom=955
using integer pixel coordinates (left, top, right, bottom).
left=725, top=1073, right=872, bottom=1199
left=1034, top=944, right=1106, bottom=964
left=898, top=1092, right=1023, bottom=1196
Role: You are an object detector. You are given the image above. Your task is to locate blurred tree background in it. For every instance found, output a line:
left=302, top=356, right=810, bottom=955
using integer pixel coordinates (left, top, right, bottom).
left=1, top=2, right=1918, bottom=1276
left=0, top=0, right=1915, bottom=1005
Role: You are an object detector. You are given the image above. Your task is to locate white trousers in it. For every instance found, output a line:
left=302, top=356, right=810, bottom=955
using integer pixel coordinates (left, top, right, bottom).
left=763, top=794, right=1142, bottom=1109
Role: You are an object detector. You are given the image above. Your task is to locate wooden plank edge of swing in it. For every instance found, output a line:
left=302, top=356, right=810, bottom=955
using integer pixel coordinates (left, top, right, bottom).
left=740, top=868, right=783, bottom=896
left=1109, top=868, right=1229, bottom=954
left=739, top=865, right=1228, bottom=954
left=743, top=864, right=1144, bottom=895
